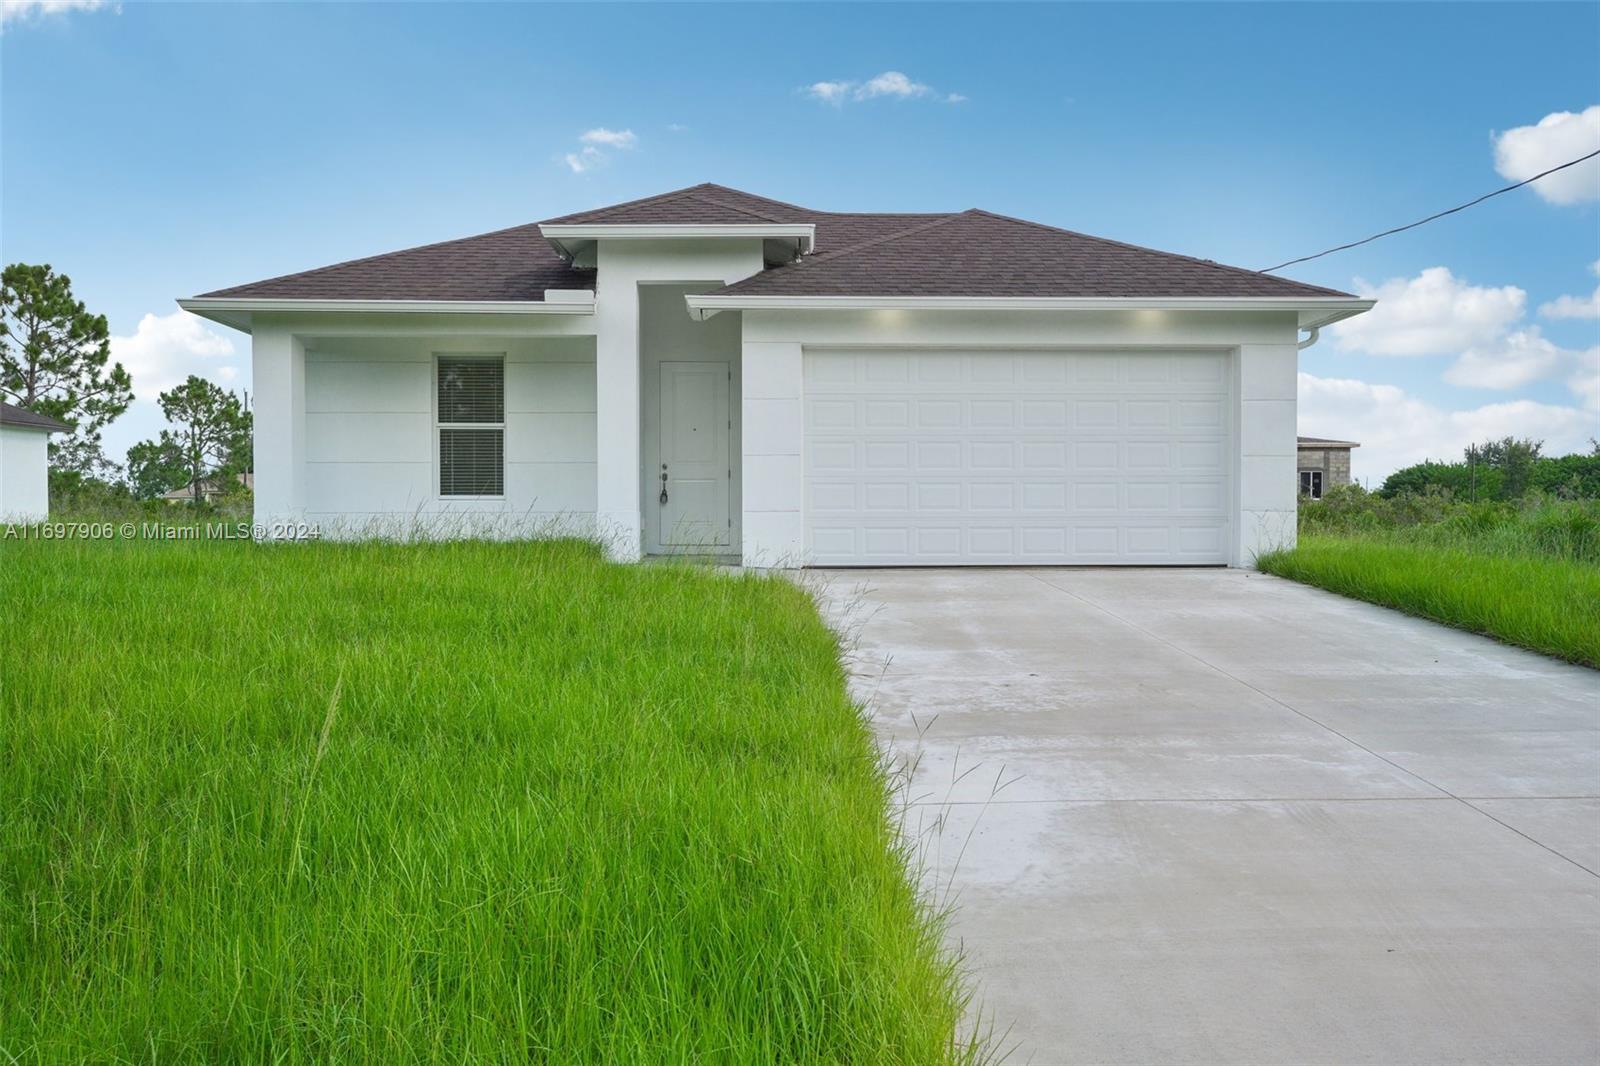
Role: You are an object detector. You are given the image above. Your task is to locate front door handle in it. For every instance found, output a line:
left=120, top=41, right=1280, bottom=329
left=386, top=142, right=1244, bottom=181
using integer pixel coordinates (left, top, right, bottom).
left=659, top=466, right=669, bottom=506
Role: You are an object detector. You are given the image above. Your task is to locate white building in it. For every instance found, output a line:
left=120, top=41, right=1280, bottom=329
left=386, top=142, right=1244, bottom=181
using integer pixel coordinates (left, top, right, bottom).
left=0, top=402, right=69, bottom=521
left=180, top=184, right=1372, bottom=567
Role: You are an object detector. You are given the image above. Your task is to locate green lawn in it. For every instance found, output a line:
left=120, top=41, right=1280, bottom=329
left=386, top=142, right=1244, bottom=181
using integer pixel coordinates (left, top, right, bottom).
left=1258, top=526, right=1600, bottom=668
left=1, top=537, right=978, bottom=1063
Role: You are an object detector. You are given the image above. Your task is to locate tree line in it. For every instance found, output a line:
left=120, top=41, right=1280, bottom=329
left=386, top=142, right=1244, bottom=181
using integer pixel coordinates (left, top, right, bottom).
left=1379, top=437, right=1600, bottom=501
left=1, top=263, right=251, bottom=506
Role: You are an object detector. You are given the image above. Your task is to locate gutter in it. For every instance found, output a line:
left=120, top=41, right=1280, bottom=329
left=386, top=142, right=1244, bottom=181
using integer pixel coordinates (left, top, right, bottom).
left=682, top=293, right=1375, bottom=327
left=177, top=292, right=597, bottom=332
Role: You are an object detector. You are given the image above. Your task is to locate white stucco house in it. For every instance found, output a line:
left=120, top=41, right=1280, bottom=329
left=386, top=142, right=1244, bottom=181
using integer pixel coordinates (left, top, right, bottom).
left=0, top=402, right=70, bottom=521
left=180, top=183, right=1372, bottom=567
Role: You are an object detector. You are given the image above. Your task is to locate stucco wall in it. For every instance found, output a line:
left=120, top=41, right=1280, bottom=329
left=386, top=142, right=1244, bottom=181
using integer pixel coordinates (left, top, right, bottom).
left=0, top=425, right=50, bottom=521
left=296, top=334, right=597, bottom=536
left=637, top=283, right=743, bottom=554
left=593, top=239, right=765, bottom=559
left=737, top=308, right=1302, bottom=568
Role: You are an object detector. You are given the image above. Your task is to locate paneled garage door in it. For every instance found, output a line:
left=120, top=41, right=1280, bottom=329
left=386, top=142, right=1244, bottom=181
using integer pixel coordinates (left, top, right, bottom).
left=803, top=349, right=1233, bottom=565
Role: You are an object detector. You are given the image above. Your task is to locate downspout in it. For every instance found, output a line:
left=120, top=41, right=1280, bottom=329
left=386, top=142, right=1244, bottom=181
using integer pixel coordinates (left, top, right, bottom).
left=1297, top=326, right=1321, bottom=350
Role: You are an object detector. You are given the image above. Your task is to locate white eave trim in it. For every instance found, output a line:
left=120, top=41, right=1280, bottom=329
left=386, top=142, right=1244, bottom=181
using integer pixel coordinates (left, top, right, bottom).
left=683, top=293, right=1375, bottom=327
left=539, top=223, right=815, bottom=257
left=179, top=295, right=594, bottom=315
left=177, top=293, right=596, bottom=330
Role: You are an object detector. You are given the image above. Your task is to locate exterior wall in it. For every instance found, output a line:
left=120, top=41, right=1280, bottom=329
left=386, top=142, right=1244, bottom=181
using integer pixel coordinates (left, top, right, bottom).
left=0, top=425, right=51, bottom=521
left=738, top=309, right=1302, bottom=568
left=593, top=239, right=764, bottom=560
left=637, top=283, right=742, bottom=555
left=250, top=312, right=599, bottom=539
left=1331, top=449, right=1352, bottom=485
left=1297, top=448, right=1353, bottom=489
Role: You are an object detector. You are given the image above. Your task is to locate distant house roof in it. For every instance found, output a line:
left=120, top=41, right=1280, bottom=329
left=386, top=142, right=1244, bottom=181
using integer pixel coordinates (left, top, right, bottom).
left=0, top=402, right=70, bottom=433
left=192, top=183, right=1355, bottom=304
left=1298, top=436, right=1360, bottom=449
left=160, top=471, right=254, bottom=501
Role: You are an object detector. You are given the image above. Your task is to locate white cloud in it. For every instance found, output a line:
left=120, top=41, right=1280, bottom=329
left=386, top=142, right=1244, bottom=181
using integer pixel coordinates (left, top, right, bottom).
left=1299, top=371, right=1599, bottom=481
left=563, top=147, right=602, bottom=174
left=1332, top=266, right=1597, bottom=407
left=1492, top=105, right=1600, bottom=206
left=804, top=71, right=964, bottom=106
left=111, top=311, right=239, bottom=401
left=560, top=127, right=637, bottom=174
left=666, top=123, right=689, bottom=133
left=805, top=80, right=855, bottom=105
left=563, top=128, right=636, bottom=174
left=1539, top=259, right=1600, bottom=320
left=0, top=0, right=110, bottom=27
left=1444, top=328, right=1587, bottom=390
left=579, top=127, right=636, bottom=149
left=1330, top=266, right=1525, bottom=357
left=1570, top=348, right=1600, bottom=413
left=859, top=71, right=932, bottom=100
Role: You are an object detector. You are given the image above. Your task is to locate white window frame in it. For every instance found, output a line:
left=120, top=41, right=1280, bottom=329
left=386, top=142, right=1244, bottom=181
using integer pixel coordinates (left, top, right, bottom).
left=1299, top=469, right=1323, bottom=500
left=434, top=352, right=506, bottom=500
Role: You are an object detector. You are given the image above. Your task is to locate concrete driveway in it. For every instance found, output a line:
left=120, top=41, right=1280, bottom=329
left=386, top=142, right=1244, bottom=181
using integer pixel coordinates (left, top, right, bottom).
left=812, top=568, right=1599, bottom=1065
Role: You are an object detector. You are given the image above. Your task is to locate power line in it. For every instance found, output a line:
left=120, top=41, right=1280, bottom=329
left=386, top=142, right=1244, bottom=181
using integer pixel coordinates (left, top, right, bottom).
left=1259, top=148, right=1600, bottom=274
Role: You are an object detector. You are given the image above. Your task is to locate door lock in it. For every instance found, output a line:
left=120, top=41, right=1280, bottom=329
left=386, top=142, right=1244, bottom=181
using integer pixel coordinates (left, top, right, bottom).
left=659, top=465, right=669, bottom=506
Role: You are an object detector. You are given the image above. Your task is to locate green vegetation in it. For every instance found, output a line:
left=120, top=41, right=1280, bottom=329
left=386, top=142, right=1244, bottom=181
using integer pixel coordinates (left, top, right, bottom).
left=1379, top=437, right=1600, bottom=500
left=1260, top=487, right=1600, bottom=666
left=1, top=261, right=133, bottom=483
left=1, top=537, right=977, bottom=1063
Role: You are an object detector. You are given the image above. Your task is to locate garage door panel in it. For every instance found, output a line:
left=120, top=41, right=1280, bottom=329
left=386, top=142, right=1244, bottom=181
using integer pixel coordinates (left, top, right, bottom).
left=803, top=350, right=1232, bottom=565
left=915, top=482, right=962, bottom=510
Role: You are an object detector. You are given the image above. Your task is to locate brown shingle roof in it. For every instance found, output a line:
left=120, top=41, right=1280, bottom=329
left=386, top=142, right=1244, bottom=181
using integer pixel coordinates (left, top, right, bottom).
left=714, top=209, right=1354, bottom=299
left=1297, top=436, right=1360, bottom=448
left=197, top=223, right=593, bottom=301
left=1, top=402, right=71, bottom=432
left=543, top=185, right=796, bottom=225
left=195, top=183, right=1352, bottom=302
left=543, top=183, right=950, bottom=252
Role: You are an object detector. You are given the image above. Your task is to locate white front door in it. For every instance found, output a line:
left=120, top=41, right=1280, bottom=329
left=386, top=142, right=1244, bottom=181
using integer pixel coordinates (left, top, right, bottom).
left=657, top=360, right=732, bottom=549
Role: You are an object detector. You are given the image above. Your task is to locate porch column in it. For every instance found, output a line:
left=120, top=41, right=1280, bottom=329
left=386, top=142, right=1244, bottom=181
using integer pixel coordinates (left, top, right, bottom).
left=594, top=253, right=642, bottom=560
left=1236, top=342, right=1298, bottom=566
left=740, top=339, right=805, bottom=567
left=251, top=322, right=305, bottom=536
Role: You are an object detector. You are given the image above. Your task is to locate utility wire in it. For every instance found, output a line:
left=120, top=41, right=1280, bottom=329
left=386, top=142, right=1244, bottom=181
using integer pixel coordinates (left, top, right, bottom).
left=1259, top=148, right=1600, bottom=273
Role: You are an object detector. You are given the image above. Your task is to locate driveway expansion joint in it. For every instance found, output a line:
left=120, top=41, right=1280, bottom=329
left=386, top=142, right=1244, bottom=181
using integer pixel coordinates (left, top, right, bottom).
left=1023, top=570, right=1600, bottom=880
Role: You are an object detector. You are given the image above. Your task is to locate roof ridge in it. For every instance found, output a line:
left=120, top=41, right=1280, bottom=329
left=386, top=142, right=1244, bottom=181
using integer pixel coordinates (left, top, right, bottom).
left=780, top=211, right=972, bottom=267
left=964, top=209, right=1353, bottom=298
left=540, top=183, right=722, bottom=223
left=677, top=189, right=793, bottom=224
left=687, top=184, right=819, bottom=216
left=543, top=183, right=808, bottom=225
left=194, top=221, right=557, bottom=298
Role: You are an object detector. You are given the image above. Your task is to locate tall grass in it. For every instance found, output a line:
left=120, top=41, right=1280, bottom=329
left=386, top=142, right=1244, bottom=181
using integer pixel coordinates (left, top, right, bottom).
left=1, top=537, right=979, bottom=1063
left=1260, top=491, right=1600, bottom=666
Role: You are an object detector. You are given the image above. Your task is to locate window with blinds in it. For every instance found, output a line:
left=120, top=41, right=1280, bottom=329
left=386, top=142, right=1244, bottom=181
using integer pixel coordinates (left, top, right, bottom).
left=437, top=355, right=504, bottom=496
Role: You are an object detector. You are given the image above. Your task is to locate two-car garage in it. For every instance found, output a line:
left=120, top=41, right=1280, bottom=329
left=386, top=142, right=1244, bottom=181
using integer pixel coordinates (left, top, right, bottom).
left=801, top=349, right=1234, bottom=566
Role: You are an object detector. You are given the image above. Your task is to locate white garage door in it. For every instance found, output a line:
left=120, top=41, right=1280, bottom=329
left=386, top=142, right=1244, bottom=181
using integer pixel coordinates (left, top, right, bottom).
left=803, top=349, right=1233, bottom=566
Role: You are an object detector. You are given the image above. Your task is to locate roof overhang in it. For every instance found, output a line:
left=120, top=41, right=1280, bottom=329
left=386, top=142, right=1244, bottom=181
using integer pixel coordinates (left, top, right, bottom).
left=684, top=294, right=1375, bottom=327
left=177, top=291, right=596, bottom=333
left=539, top=223, right=816, bottom=265
left=1298, top=439, right=1361, bottom=449
left=0, top=418, right=68, bottom=434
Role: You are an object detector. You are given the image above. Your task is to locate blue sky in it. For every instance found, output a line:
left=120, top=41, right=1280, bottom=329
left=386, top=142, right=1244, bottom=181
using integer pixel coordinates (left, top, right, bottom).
left=3, top=1, right=1597, bottom=481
